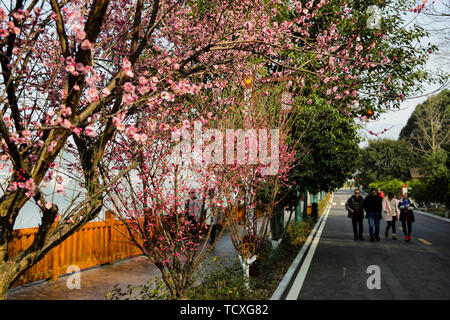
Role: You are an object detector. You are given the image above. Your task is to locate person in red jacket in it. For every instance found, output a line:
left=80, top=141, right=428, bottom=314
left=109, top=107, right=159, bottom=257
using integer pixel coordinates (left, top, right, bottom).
left=399, top=193, right=415, bottom=241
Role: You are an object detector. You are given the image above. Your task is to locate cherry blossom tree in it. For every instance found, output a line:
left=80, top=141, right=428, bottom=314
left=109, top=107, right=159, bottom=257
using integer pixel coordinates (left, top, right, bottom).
left=104, top=116, right=239, bottom=299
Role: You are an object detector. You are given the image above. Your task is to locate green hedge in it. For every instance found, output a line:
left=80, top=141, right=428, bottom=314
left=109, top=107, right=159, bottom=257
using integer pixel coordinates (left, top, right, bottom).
left=367, top=179, right=406, bottom=197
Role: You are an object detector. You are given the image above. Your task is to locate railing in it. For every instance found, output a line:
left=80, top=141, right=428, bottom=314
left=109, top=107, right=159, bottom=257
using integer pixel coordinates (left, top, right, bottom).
left=9, top=215, right=141, bottom=288
left=9, top=207, right=249, bottom=288
left=9, top=201, right=315, bottom=289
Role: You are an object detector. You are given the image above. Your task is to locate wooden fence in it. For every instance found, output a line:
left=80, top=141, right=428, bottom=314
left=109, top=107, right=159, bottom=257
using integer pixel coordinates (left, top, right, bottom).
left=9, top=197, right=328, bottom=289
left=9, top=215, right=141, bottom=288
left=9, top=207, right=246, bottom=289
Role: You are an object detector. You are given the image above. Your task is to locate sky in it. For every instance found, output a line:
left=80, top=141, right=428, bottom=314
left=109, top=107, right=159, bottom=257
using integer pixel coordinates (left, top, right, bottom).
left=358, top=2, right=450, bottom=147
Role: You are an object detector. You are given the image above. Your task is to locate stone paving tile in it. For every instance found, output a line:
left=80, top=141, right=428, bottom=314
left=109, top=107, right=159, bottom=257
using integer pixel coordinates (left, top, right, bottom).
left=7, top=229, right=238, bottom=300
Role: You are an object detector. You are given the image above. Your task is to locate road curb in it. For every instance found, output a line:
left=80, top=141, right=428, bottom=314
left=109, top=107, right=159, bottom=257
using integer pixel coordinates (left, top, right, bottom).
left=270, top=194, right=334, bottom=300
left=414, top=209, right=450, bottom=223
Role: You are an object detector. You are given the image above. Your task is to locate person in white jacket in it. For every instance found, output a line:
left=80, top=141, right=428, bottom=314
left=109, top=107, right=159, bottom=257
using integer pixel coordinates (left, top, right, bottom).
left=382, top=192, right=400, bottom=239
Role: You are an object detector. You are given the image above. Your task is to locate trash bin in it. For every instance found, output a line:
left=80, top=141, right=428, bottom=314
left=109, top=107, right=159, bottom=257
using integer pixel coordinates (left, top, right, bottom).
left=311, top=202, right=318, bottom=221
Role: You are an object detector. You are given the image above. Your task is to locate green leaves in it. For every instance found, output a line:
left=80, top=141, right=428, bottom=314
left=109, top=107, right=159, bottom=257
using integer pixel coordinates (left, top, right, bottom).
left=357, top=139, right=414, bottom=186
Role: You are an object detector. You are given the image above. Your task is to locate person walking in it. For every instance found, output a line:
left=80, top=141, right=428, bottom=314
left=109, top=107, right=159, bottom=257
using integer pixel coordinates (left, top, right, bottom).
left=378, top=188, right=385, bottom=199
left=382, top=192, right=399, bottom=239
left=399, top=193, right=415, bottom=241
left=345, top=189, right=365, bottom=240
left=363, top=188, right=383, bottom=242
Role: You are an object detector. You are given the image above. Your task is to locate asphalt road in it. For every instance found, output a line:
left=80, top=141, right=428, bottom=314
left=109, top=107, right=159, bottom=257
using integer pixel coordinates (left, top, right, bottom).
left=293, top=188, right=450, bottom=300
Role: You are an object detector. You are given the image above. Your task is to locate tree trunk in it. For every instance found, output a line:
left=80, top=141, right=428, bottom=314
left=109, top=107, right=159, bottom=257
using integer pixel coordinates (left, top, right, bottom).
left=0, top=281, right=8, bottom=300
left=0, top=263, right=14, bottom=300
left=174, top=288, right=188, bottom=300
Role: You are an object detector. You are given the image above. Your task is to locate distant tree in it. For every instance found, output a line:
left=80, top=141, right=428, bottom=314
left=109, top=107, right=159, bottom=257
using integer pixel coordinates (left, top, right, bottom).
left=399, top=89, right=450, bottom=210
left=357, top=139, right=414, bottom=187
left=399, top=89, right=450, bottom=157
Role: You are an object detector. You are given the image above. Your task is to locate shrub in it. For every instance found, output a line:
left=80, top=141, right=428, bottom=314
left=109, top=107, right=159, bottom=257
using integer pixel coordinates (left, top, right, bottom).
left=285, top=219, right=315, bottom=248
left=105, top=276, right=171, bottom=300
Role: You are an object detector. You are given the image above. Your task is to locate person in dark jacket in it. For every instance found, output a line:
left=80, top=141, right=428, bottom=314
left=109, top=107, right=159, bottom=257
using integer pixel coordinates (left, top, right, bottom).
left=345, top=189, right=365, bottom=240
left=398, top=193, right=415, bottom=241
left=363, top=188, right=383, bottom=241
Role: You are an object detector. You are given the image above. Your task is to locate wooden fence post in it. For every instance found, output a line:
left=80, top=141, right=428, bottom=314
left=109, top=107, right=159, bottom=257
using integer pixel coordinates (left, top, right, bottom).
left=51, top=213, right=60, bottom=281
left=105, top=211, right=115, bottom=264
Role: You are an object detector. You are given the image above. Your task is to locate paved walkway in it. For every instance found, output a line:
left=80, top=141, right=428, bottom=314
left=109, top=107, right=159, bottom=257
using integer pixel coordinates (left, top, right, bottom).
left=7, top=229, right=238, bottom=300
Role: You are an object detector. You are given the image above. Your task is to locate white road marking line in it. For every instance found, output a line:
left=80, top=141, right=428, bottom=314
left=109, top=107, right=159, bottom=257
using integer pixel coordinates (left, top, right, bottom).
left=270, top=195, right=333, bottom=300
left=332, top=202, right=336, bottom=206
left=418, top=238, right=432, bottom=245
left=286, top=199, right=332, bottom=300
left=340, top=202, right=345, bottom=206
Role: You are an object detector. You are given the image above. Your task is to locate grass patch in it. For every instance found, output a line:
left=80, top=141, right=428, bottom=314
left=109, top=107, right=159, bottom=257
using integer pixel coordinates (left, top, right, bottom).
left=187, top=218, right=316, bottom=299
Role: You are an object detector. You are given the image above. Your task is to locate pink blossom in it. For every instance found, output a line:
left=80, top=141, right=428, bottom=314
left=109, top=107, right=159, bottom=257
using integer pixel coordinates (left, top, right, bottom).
left=65, top=64, right=76, bottom=73
left=56, top=184, right=65, bottom=195
left=161, top=91, right=174, bottom=101
left=8, top=182, right=18, bottom=191
left=76, top=30, right=86, bottom=43
left=122, top=58, right=132, bottom=69
left=87, top=88, right=99, bottom=103
left=126, top=125, right=137, bottom=137
left=124, top=69, right=134, bottom=78
left=116, top=122, right=125, bottom=131
left=123, top=58, right=134, bottom=78
left=102, top=88, right=111, bottom=97
left=33, top=7, right=41, bottom=16
left=138, top=134, right=148, bottom=142
left=0, top=7, right=7, bottom=21
left=63, top=119, right=72, bottom=129
left=124, top=82, right=135, bottom=93
left=72, top=127, right=82, bottom=136
left=123, top=93, right=136, bottom=105
left=21, top=130, right=31, bottom=139
left=84, top=126, right=97, bottom=137
left=0, top=29, right=9, bottom=37
left=81, top=39, right=93, bottom=50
